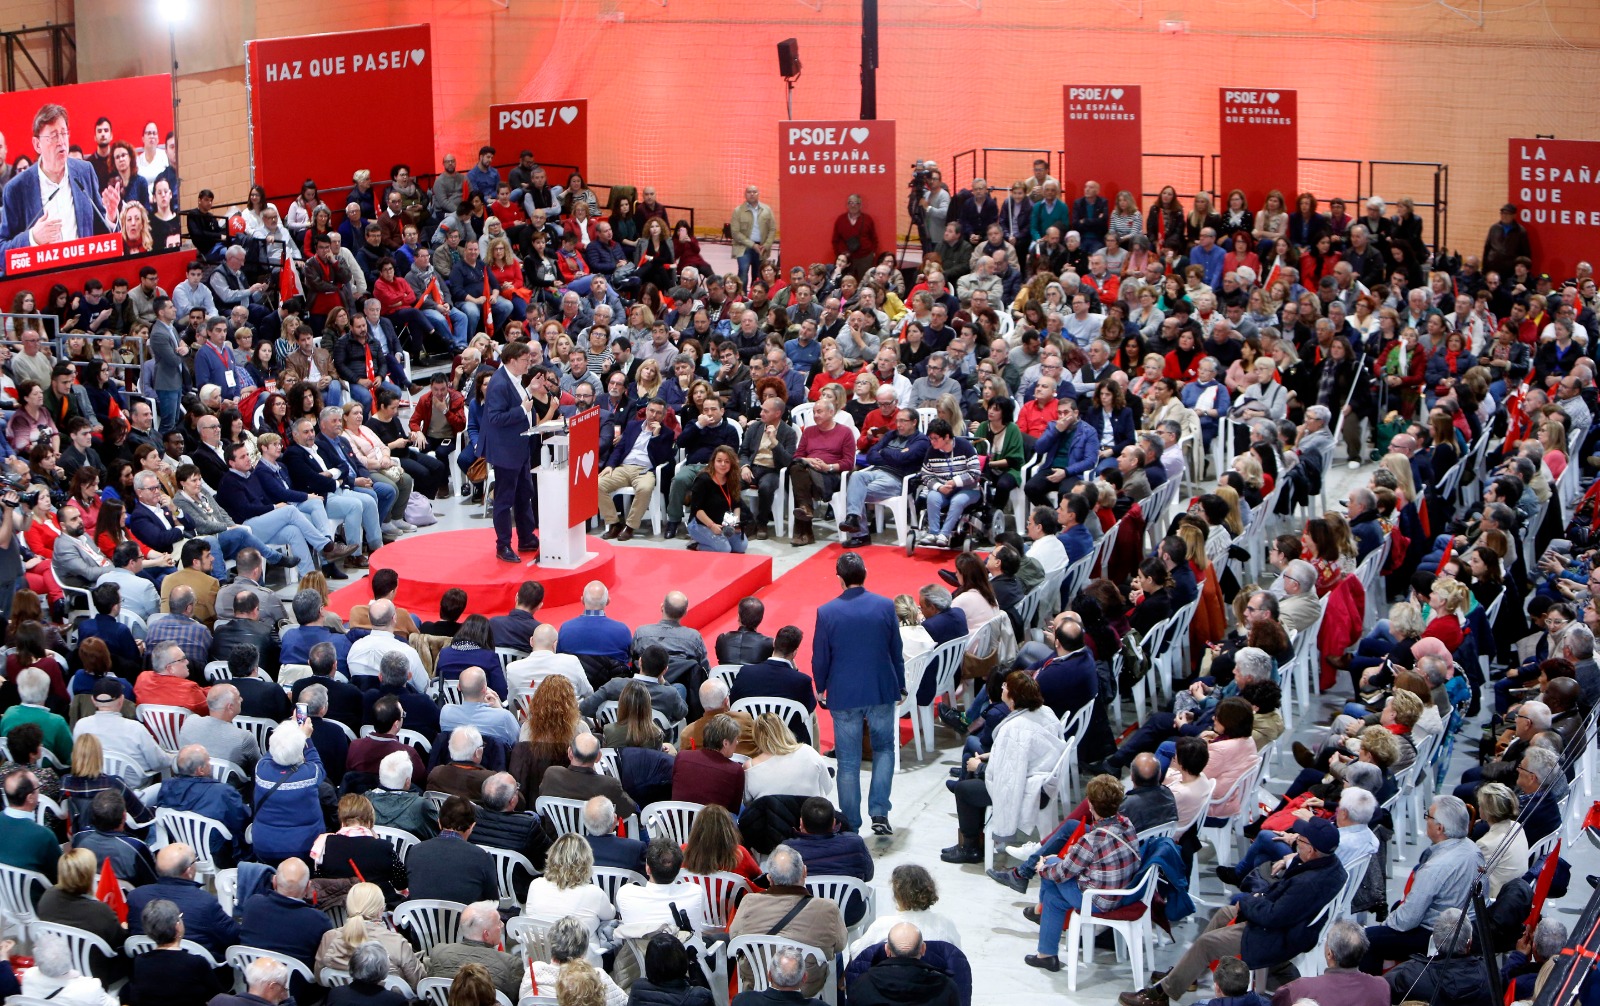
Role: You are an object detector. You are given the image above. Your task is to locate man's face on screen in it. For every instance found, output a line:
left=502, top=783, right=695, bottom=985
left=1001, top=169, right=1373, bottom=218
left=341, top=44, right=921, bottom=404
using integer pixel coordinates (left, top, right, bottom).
left=33, top=115, right=69, bottom=175
left=95, top=120, right=111, bottom=150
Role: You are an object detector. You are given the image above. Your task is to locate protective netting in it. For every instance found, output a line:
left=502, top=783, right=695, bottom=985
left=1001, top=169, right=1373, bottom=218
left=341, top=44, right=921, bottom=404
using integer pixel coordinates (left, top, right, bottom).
left=338, top=0, right=1600, bottom=248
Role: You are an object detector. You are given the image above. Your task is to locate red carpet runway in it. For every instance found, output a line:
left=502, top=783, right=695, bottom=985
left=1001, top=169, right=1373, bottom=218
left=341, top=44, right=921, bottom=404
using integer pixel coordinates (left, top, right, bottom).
left=330, top=535, right=963, bottom=747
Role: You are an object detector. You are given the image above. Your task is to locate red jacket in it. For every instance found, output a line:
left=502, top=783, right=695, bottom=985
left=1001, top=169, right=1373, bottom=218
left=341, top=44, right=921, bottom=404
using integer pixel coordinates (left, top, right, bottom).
left=1318, top=574, right=1366, bottom=690
left=855, top=406, right=900, bottom=452
left=134, top=670, right=209, bottom=715
left=409, top=389, right=467, bottom=435
left=372, top=277, right=415, bottom=316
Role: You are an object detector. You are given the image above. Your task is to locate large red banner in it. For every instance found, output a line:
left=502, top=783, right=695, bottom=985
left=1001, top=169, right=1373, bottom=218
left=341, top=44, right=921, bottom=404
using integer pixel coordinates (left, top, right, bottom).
left=778, top=120, right=896, bottom=271
left=567, top=406, right=600, bottom=526
left=0, top=74, right=175, bottom=276
left=1061, top=86, right=1141, bottom=210
left=1218, top=88, right=1298, bottom=210
left=489, top=100, right=588, bottom=180
left=246, top=25, right=434, bottom=197
left=1508, top=138, right=1600, bottom=283
left=0, top=248, right=191, bottom=318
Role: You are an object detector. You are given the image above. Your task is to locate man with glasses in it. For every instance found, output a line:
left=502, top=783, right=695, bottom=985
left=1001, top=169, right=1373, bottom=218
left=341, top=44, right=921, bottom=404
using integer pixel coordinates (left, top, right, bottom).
left=1357, top=795, right=1482, bottom=974
left=1119, top=817, right=1346, bottom=1005
left=839, top=409, right=930, bottom=549
left=0, top=102, right=113, bottom=256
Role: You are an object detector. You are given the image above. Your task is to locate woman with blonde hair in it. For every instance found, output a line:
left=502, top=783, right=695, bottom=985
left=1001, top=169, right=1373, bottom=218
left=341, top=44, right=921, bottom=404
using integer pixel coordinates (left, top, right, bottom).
left=522, top=834, right=613, bottom=960
left=935, top=392, right=964, bottom=438
left=1214, top=485, right=1246, bottom=537
left=1476, top=782, right=1529, bottom=898
left=37, top=848, right=126, bottom=984
left=847, top=371, right=881, bottom=428
left=744, top=714, right=836, bottom=803
left=1377, top=453, right=1417, bottom=504
left=554, top=961, right=607, bottom=1006
left=894, top=594, right=935, bottom=667
left=313, top=881, right=425, bottom=986
left=1177, top=521, right=1226, bottom=659
left=119, top=201, right=153, bottom=254
left=680, top=803, right=762, bottom=881
left=62, top=732, right=154, bottom=836
left=1423, top=576, right=1471, bottom=650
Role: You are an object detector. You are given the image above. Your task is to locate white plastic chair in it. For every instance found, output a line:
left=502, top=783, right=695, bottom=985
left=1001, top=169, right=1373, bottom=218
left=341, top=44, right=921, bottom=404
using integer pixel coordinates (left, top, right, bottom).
left=418, top=978, right=513, bottom=1006
left=1064, top=867, right=1161, bottom=992
left=681, top=871, right=750, bottom=929
left=865, top=472, right=918, bottom=547
left=209, top=758, right=247, bottom=785
left=506, top=914, right=558, bottom=964
left=803, top=874, right=878, bottom=945
left=225, top=946, right=315, bottom=993
left=33, top=923, right=125, bottom=993
left=153, top=808, right=233, bottom=877
left=590, top=866, right=646, bottom=907
left=203, top=660, right=235, bottom=683
left=124, top=935, right=220, bottom=968
left=392, top=899, right=467, bottom=955
left=726, top=935, right=835, bottom=1005
left=373, top=825, right=419, bottom=864
left=235, top=715, right=279, bottom=753
left=485, top=846, right=538, bottom=906
left=641, top=801, right=704, bottom=846
left=137, top=703, right=192, bottom=754
left=534, top=796, right=591, bottom=837
left=730, top=696, right=816, bottom=749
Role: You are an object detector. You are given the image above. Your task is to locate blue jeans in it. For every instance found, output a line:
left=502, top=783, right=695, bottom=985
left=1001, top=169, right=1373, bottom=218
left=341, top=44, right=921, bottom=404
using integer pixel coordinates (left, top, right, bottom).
left=845, top=469, right=907, bottom=521
left=1233, top=832, right=1292, bottom=877
left=831, top=702, right=895, bottom=830
left=1038, top=875, right=1085, bottom=956
left=348, top=381, right=406, bottom=411
left=207, top=527, right=276, bottom=578
left=353, top=480, right=398, bottom=521
left=156, top=390, right=182, bottom=434
left=243, top=504, right=332, bottom=570
left=736, top=248, right=762, bottom=286
left=925, top=487, right=980, bottom=537
left=1018, top=819, right=1082, bottom=880
left=423, top=308, right=470, bottom=350
left=326, top=488, right=382, bottom=553
left=686, top=521, right=747, bottom=553
left=459, top=299, right=513, bottom=335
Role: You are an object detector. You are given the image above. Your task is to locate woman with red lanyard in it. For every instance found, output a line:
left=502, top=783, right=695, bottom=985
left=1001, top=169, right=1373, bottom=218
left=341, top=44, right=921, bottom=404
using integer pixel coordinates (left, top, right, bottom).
left=685, top=446, right=747, bottom=553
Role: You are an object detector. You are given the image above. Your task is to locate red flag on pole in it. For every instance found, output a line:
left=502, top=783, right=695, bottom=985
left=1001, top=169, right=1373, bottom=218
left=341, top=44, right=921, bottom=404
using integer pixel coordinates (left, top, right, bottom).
left=96, top=857, right=127, bottom=923
left=483, top=269, right=495, bottom=338
left=280, top=258, right=305, bottom=304
left=1527, top=836, right=1563, bottom=926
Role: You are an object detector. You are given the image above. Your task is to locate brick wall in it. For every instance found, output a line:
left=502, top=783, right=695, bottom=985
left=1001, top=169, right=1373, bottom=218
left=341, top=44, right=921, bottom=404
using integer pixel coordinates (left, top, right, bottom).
left=137, top=0, right=1600, bottom=251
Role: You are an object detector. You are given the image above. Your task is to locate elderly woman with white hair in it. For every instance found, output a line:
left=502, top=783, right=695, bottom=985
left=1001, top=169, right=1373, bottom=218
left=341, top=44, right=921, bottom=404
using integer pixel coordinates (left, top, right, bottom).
left=365, top=749, right=439, bottom=839
left=21, top=933, right=119, bottom=1006
left=1476, top=782, right=1529, bottom=898
left=252, top=717, right=328, bottom=864
left=327, top=943, right=408, bottom=1006
left=517, top=917, right=627, bottom=1006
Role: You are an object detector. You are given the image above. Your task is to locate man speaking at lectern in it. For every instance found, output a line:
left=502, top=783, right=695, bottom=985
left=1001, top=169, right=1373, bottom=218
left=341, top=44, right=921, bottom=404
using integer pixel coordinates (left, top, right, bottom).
left=483, top=341, right=541, bottom=563
left=0, top=103, right=114, bottom=261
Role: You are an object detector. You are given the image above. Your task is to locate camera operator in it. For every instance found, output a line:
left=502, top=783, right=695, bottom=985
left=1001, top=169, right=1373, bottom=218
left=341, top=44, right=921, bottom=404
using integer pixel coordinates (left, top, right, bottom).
left=0, top=484, right=35, bottom=631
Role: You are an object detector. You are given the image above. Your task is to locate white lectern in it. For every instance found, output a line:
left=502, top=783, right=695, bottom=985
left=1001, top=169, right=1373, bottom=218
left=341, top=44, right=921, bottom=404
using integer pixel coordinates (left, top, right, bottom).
left=533, top=421, right=593, bottom=569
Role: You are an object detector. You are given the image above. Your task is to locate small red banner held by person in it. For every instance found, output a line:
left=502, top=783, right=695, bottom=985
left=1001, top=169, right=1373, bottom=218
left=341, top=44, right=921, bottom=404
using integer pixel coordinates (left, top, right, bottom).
left=96, top=857, right=127, bottom=923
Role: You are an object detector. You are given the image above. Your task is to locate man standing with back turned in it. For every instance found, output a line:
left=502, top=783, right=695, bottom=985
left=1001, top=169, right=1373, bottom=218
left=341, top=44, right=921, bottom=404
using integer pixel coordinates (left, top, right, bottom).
left=813, top=552, right=904, bottom=836
left=482, top=341, right=540, bottom=563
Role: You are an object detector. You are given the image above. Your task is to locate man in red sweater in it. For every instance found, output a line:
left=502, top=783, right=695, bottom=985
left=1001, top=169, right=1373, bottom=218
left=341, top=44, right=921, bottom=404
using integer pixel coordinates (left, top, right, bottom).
left=832, top=194, right=880, bottom=278
left=787, top=398, right=857, bottom=545
left=134, top=641, right=209, bottom=714
left=670, top=714, right=744, bottom=812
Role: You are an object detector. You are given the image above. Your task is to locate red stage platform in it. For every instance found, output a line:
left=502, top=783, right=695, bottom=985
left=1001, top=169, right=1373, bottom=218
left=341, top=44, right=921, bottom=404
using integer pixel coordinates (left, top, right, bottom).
left=326, top=530, right=774, bottom=633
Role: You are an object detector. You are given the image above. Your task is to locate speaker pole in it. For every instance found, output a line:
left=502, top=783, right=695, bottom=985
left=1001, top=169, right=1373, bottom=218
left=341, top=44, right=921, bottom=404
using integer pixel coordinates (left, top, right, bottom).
left=860, top=0, right=878, bottom=120
left=786, top=80, right=795, bottom=120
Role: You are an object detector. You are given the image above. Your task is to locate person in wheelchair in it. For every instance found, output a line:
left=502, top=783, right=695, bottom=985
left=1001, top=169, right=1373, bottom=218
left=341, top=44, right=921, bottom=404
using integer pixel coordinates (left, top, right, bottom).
left=911, top=418, right=984, bottom=548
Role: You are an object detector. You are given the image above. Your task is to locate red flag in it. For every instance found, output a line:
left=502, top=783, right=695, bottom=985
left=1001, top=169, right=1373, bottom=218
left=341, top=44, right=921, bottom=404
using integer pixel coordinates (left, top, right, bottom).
left=96, top=857, right=127, bottom=923
left=1527, top=835, right=1563, bottom=926
left=1262, top=261, right=1284, bottom=294
left=280, top=258, right=305, bottom=304
left=483, top=269, right=495, bottom=338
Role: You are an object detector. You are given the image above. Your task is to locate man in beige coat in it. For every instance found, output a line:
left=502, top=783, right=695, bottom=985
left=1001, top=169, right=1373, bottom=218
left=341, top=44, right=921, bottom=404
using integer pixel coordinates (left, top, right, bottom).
left=730, top=186, right=777, bottom=287
left=727, top=844, right=847, bottom=997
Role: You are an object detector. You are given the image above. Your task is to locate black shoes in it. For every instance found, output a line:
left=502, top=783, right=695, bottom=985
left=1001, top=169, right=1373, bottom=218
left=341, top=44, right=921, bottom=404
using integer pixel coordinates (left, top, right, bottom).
left=871, top=816, right=893, bottom=836
left=987, top=867, right=1030, bottom=893
left=496, top=547, right=520, bottom=563
left=939, top=843, right=980, bottom=863
left=518, top=539, right=539, bottom=553
left=1215, top=865, right=1242, bottom=886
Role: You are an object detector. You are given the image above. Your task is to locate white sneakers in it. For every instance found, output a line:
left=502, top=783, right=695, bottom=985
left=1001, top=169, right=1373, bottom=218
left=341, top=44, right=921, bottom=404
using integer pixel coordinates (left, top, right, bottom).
left=1006, top=841, right=1042, bottom=859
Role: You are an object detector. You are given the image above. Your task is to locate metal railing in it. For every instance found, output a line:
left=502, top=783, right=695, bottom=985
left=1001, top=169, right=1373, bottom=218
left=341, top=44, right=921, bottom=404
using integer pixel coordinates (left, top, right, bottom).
left=1140, top=153, right=1208, bottom=202
left=1368, top=160, right=1449, bottom=254
left=980, top=148, right=1052, bottom=188
left=949, top=149, right=978, bottom=194
left=0, top=23, right=75, bottom=91
left=0, top=311, right=150, bottom=399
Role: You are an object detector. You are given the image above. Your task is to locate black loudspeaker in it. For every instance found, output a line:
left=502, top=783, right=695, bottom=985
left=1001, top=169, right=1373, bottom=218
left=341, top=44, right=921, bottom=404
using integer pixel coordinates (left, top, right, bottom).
left=777, top=38, right=801, bottom=78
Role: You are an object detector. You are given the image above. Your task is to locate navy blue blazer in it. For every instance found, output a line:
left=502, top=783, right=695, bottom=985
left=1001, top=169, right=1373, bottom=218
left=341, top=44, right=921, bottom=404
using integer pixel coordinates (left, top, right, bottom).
left=813, top=587, right=904, bottom=709
left=280, top=624, right=352, bottom=675
left=283, top=443, right=342, bottom=495
left=1081, top=406, right=1137, bottom=455
left=318, top=431, right=370, bottom=483
left=253, top=459, right=312, bottom=504
left=730, top=658, right=817, bottom=742
left=126, top=876, right=240, bottom=956
left=481, top=365, right=535, bottom=469
left=76, top=613, right=140, bottom=676
left=917, top=608, right=968, bottom=704
left=586, top=834, right=647, bottom=873
left=604, top=418, right=675, bottom=470
left=361, top=682, right=441, bottom=739
left=127, top=501, right=195, bottom=552
left=0, top=158, right=113, bottom=256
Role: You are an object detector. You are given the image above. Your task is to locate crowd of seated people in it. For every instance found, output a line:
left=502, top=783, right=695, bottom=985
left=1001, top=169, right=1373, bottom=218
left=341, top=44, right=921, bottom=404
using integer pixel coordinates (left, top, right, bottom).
left=0, top=150, right=1593, bottom=1005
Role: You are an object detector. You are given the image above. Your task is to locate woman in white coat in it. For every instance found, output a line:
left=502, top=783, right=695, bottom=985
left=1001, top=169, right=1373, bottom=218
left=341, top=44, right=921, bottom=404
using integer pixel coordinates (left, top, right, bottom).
left=941, top=671, right=1066, bottom=863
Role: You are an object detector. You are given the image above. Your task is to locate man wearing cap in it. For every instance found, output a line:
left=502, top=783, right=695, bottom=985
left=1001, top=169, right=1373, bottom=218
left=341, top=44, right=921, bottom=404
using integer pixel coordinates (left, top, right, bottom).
left=1484, top=202, right=1531, bottom=279
left=1119, top=818, right=1346, bottom=1005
